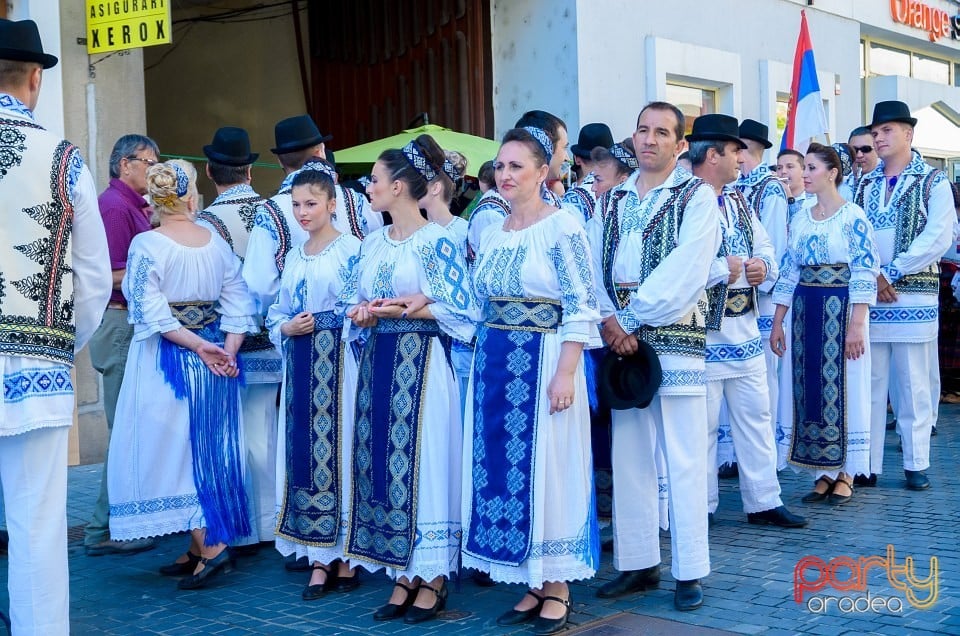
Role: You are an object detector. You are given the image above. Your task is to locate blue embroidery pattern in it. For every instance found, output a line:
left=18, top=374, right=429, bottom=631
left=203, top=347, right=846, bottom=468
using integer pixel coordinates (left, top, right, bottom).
left=475, top=245, right=527, bottom=299
left=129, top=254, right=155, bottom=323
left=660, top=369, right=705, bottom=387
left=3, top=367, right=73, bottom=402
left=0, top=94, right=34, bottom=120
left=109, top=494, right=200, bottom=518
left=847, top=217, right=877, bottom=270
left=869, top=307, right=938, bottom=323
left=371, top=260, right=396, bottom=298
left=705, top=337, right=764, bottom=363
left=419, top=237, right=469, bottom=310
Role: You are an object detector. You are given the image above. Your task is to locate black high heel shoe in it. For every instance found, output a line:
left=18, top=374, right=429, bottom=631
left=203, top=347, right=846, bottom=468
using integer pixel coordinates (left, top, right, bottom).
left=177, top=547, right=235, bottom=590
left=532, top=595, right=571, bottom=635
left=373, top=580, right=418, bottom=621
left=404, top=580, right=448, bottom=624
left=302, top=562, right=338, bottom=601
left=159, top=551, right=201, bottom=577
left=496, top=589, right=544, bottom=625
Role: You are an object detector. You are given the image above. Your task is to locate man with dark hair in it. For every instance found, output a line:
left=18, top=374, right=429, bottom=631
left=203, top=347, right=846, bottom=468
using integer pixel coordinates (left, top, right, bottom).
left=561, top=122, right=614, bottom=226
left=590, top=101, right=720, bottom=611
left=84, top=132, right=161, bottom=557
left=0, top=19, right=112, bottom=633
left=736, top=120, right=790, bottom=472
left=689, top=115, right=806, bottom=530
left=776, top=148, right=807, bottom=217
left=855, top=101, right=955, bottom=491
left=195, top=127, right=282, bottom=553
left=840, top=125, right=878, bottom=200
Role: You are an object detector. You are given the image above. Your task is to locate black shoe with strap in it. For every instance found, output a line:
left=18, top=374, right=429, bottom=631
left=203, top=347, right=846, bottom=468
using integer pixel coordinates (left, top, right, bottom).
left=159, top=551, right=201, bottom=577
left=373, top=580, right=418, bottom=621
left=828, top=475, right=854, bottom=505
left=596, top=565, right=660, bottom=598
left=532, top=595, right=571, bottom=635
left=801, top=476, right=835, bottom=503
left=404, top=580, right=448, bottom=624
left=496, top=590, right=544, bottom=626
left=177, top=547, right=235, bottom=590
left=302, top=562, right=338, bottom=601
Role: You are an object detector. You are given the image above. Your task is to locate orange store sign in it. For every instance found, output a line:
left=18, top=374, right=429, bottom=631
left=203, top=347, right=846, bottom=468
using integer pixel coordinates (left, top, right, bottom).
left=890, top=0, right=954, bottom=41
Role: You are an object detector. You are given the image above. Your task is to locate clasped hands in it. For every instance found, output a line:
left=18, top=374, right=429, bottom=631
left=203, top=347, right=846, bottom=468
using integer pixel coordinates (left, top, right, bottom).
left=346, top=293, right=431, bottom=328
left=601, top=315, right=638, bottom=356
left=726, top=255, right=767, bottom=286
left=196, top=341, right=239, bottom=378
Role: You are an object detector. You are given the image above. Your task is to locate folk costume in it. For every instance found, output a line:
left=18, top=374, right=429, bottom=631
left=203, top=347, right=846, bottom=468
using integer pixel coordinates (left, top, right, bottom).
left=343, top=222, right=479, bottom=582
left=705, top=186, right=784, bottom=514
left=588, top=164, right=720, bottom=582
left=266, top=235, right=361, bottom=566
left=0, top=72, right=111, bottom=633
left=772, top=203, right=879, bottom=478
left=108, top=231, right=258, bottom=544
left=197, top=180, right=283, bottom=544
left=462, top=211, right=601, bottom=586
left=437, top=215, right=472, bottom=415
left=855, top=149, right=954, bottom=476
left=466, top=186, right=562, bottom=264
left=736, top=163, right=791, bottom=453
left=560, top=172, right=599, bottom=227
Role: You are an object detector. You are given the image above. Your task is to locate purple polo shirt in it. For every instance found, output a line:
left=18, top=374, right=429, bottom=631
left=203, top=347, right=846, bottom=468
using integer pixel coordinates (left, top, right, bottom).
left=98, top=178, right=152, bottom=305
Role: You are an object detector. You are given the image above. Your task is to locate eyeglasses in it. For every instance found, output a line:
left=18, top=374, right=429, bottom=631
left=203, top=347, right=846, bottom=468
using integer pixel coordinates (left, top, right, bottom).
left=851, top=145, right=873, bottom=154
left=126, top=156, right=158, bottom=166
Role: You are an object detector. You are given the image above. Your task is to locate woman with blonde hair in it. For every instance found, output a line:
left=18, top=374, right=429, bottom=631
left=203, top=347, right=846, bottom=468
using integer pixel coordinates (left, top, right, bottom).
left=108, top=159, right=259, bottom=589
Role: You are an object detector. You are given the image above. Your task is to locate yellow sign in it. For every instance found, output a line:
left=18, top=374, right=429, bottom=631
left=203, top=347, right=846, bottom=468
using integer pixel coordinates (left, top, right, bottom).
left=86, top=0, right=171, bottom=54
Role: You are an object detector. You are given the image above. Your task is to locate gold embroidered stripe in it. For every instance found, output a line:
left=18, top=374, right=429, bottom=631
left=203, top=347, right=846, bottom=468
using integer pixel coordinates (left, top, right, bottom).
left=799, top=264, right=850, bottom=287
left=485, top=297, right=561, bottom=333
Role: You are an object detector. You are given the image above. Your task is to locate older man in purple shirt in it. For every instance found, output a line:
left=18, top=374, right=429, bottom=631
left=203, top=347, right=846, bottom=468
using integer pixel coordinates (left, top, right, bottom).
left=84, top=134, right=160, bottom=556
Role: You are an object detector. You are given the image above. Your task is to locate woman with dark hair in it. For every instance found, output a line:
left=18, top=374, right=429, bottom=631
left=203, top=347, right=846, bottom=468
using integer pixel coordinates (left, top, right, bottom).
left=463, top=128, right=601, bottom=635
left=343, top=136, right=479, bottom=624
left=770, top=142, right=879, bottom=506
left=466, top=110, right=569, bottom=263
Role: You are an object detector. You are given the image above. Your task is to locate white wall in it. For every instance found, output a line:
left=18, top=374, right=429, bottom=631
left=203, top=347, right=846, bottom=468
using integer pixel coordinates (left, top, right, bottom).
left=8, top=0, right=65, bottom=137
left=491, top=0, right=579, bottom=139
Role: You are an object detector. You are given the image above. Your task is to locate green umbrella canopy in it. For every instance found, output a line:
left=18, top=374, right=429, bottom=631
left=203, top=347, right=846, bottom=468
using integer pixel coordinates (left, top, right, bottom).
left=333, top=124, right=500, bottom=178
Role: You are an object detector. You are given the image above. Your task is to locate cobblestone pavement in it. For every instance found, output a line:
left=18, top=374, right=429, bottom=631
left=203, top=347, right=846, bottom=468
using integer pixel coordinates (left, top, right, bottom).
left=1, top=407, right=957, bottom=635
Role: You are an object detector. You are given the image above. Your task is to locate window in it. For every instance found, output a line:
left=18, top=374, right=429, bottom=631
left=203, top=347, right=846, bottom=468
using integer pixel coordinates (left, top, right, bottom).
left=775, top=92, right=790, bottom=146
left=665, top=83, right=717, bottom=136
left=864, top=40, right=953, bottom=85
left=869, top=43, right=911, bottom=77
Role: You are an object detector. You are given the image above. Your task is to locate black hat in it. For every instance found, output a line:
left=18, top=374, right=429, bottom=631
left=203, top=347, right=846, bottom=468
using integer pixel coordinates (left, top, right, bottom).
left=685, top=114, right=747, bottom=149
left=203, top=127, right=259, bottom=166
left=570, top=123, right=614, bottom=159
left=868, top=100, right=917, bottom=128
left=0, top=19, right=58, bottom=69
left=739, top=119, right=772, bottom=149
left=271, top=115, right=332, bottom=154
left=598, top=342, right=662, bottom=411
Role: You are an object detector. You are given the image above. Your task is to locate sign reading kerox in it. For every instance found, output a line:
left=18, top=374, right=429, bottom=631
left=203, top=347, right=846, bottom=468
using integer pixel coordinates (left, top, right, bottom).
left=890, top=0, right=953, bottom=41
left=86, top=0, right=171, bottom=54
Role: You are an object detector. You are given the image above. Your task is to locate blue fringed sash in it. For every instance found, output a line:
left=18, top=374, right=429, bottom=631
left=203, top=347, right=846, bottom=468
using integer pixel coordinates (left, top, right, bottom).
left=276, top=311, right=344, bottom=546
left=157, top=301, right=251, bottom=545
left=789, top=265, right=850, bottom=470
left=464, top=297, right=560, bottom=566
left=345, top=318, right=438, bottom=569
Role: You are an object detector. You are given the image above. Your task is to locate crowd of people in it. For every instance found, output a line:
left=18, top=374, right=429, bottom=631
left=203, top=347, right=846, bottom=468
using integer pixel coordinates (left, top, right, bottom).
left=1, top=17, right=958, bottom=636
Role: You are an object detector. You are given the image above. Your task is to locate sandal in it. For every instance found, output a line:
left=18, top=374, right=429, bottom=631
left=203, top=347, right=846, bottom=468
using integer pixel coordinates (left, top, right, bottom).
left=801, top=476, right=835, bottom=503
left=497, top=589, right=545, bottom=626
left=302, top=562, right=337, bottom=601
left=828, top=475, right=854, bottom=505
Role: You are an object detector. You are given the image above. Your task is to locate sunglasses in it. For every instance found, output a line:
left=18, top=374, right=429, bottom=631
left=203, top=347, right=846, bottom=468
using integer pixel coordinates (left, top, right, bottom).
left=126, top=156, right=158, bottom=166
left=851, top=145, right=873, bottom=154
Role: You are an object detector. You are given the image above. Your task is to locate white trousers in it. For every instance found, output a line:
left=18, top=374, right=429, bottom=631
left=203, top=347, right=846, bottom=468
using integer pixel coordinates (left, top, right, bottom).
left=238, top=383, right=279, bottom=543
left=611, top=395, right=710, bottom=581
left=870, top=341, right=934, bottom=473
left=0, top=426, right=69, bottom=635
left=706, top=373, right=782, bottom=514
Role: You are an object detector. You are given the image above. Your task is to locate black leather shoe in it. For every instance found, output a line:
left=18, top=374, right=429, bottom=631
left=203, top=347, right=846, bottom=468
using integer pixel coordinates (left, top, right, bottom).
left=302, top=563, right=337, bottom=601
left=285, top=556, right=311, bottom=572
left=373, top=581, right=418, bottom=621
left=747, top=506, right=808, bottom=528
left=404, top=580, right=447, bottom=624
left=496, top=590, right=544, bottom=626
left=905, top=470, right=931, bottom=491
left=853, top=473, right=877, bottom=487
left=717, top=462, right=739, bottom=479
left=159, top=551, right=201, bottom=576
left=532, top=595, right=571, bottom=635
left=828, top=476, right=854, bottom=505
left=674, top=579, right=703, bottom=611
left=596, top=566, right=661, bottom=598
left=177, top=548, right=235, bottom=590
left=801, top=476, right=834, bottom=503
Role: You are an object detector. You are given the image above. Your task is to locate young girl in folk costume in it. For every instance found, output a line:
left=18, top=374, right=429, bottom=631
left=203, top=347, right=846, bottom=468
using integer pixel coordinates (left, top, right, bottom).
left=266, top=170, right=362, bottom=601
left=343, top=136, right=479, bottom=625
left=108, top=159, right=258, bottom=590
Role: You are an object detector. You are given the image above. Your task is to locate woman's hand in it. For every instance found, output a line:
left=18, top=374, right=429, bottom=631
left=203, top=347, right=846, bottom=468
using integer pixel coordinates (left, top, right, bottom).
left=280, top=311, right=315, bottom=337
left=196, top=341, right=238, bottom=377
left=769, top=321, right=787, bottom=358
left=547, top=369, right=575, bottom=415
left=347, top=301, right=378, bottom=328
left=367, top=298, right=406, bottom=319
left=844, top=320, right=866, bottom=360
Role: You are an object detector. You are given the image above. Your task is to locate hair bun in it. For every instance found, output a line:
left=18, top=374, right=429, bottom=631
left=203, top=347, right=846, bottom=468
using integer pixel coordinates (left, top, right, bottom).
left=146, top=163, right=180, bottom=204
left=443, top=150, right=467, bottom=181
